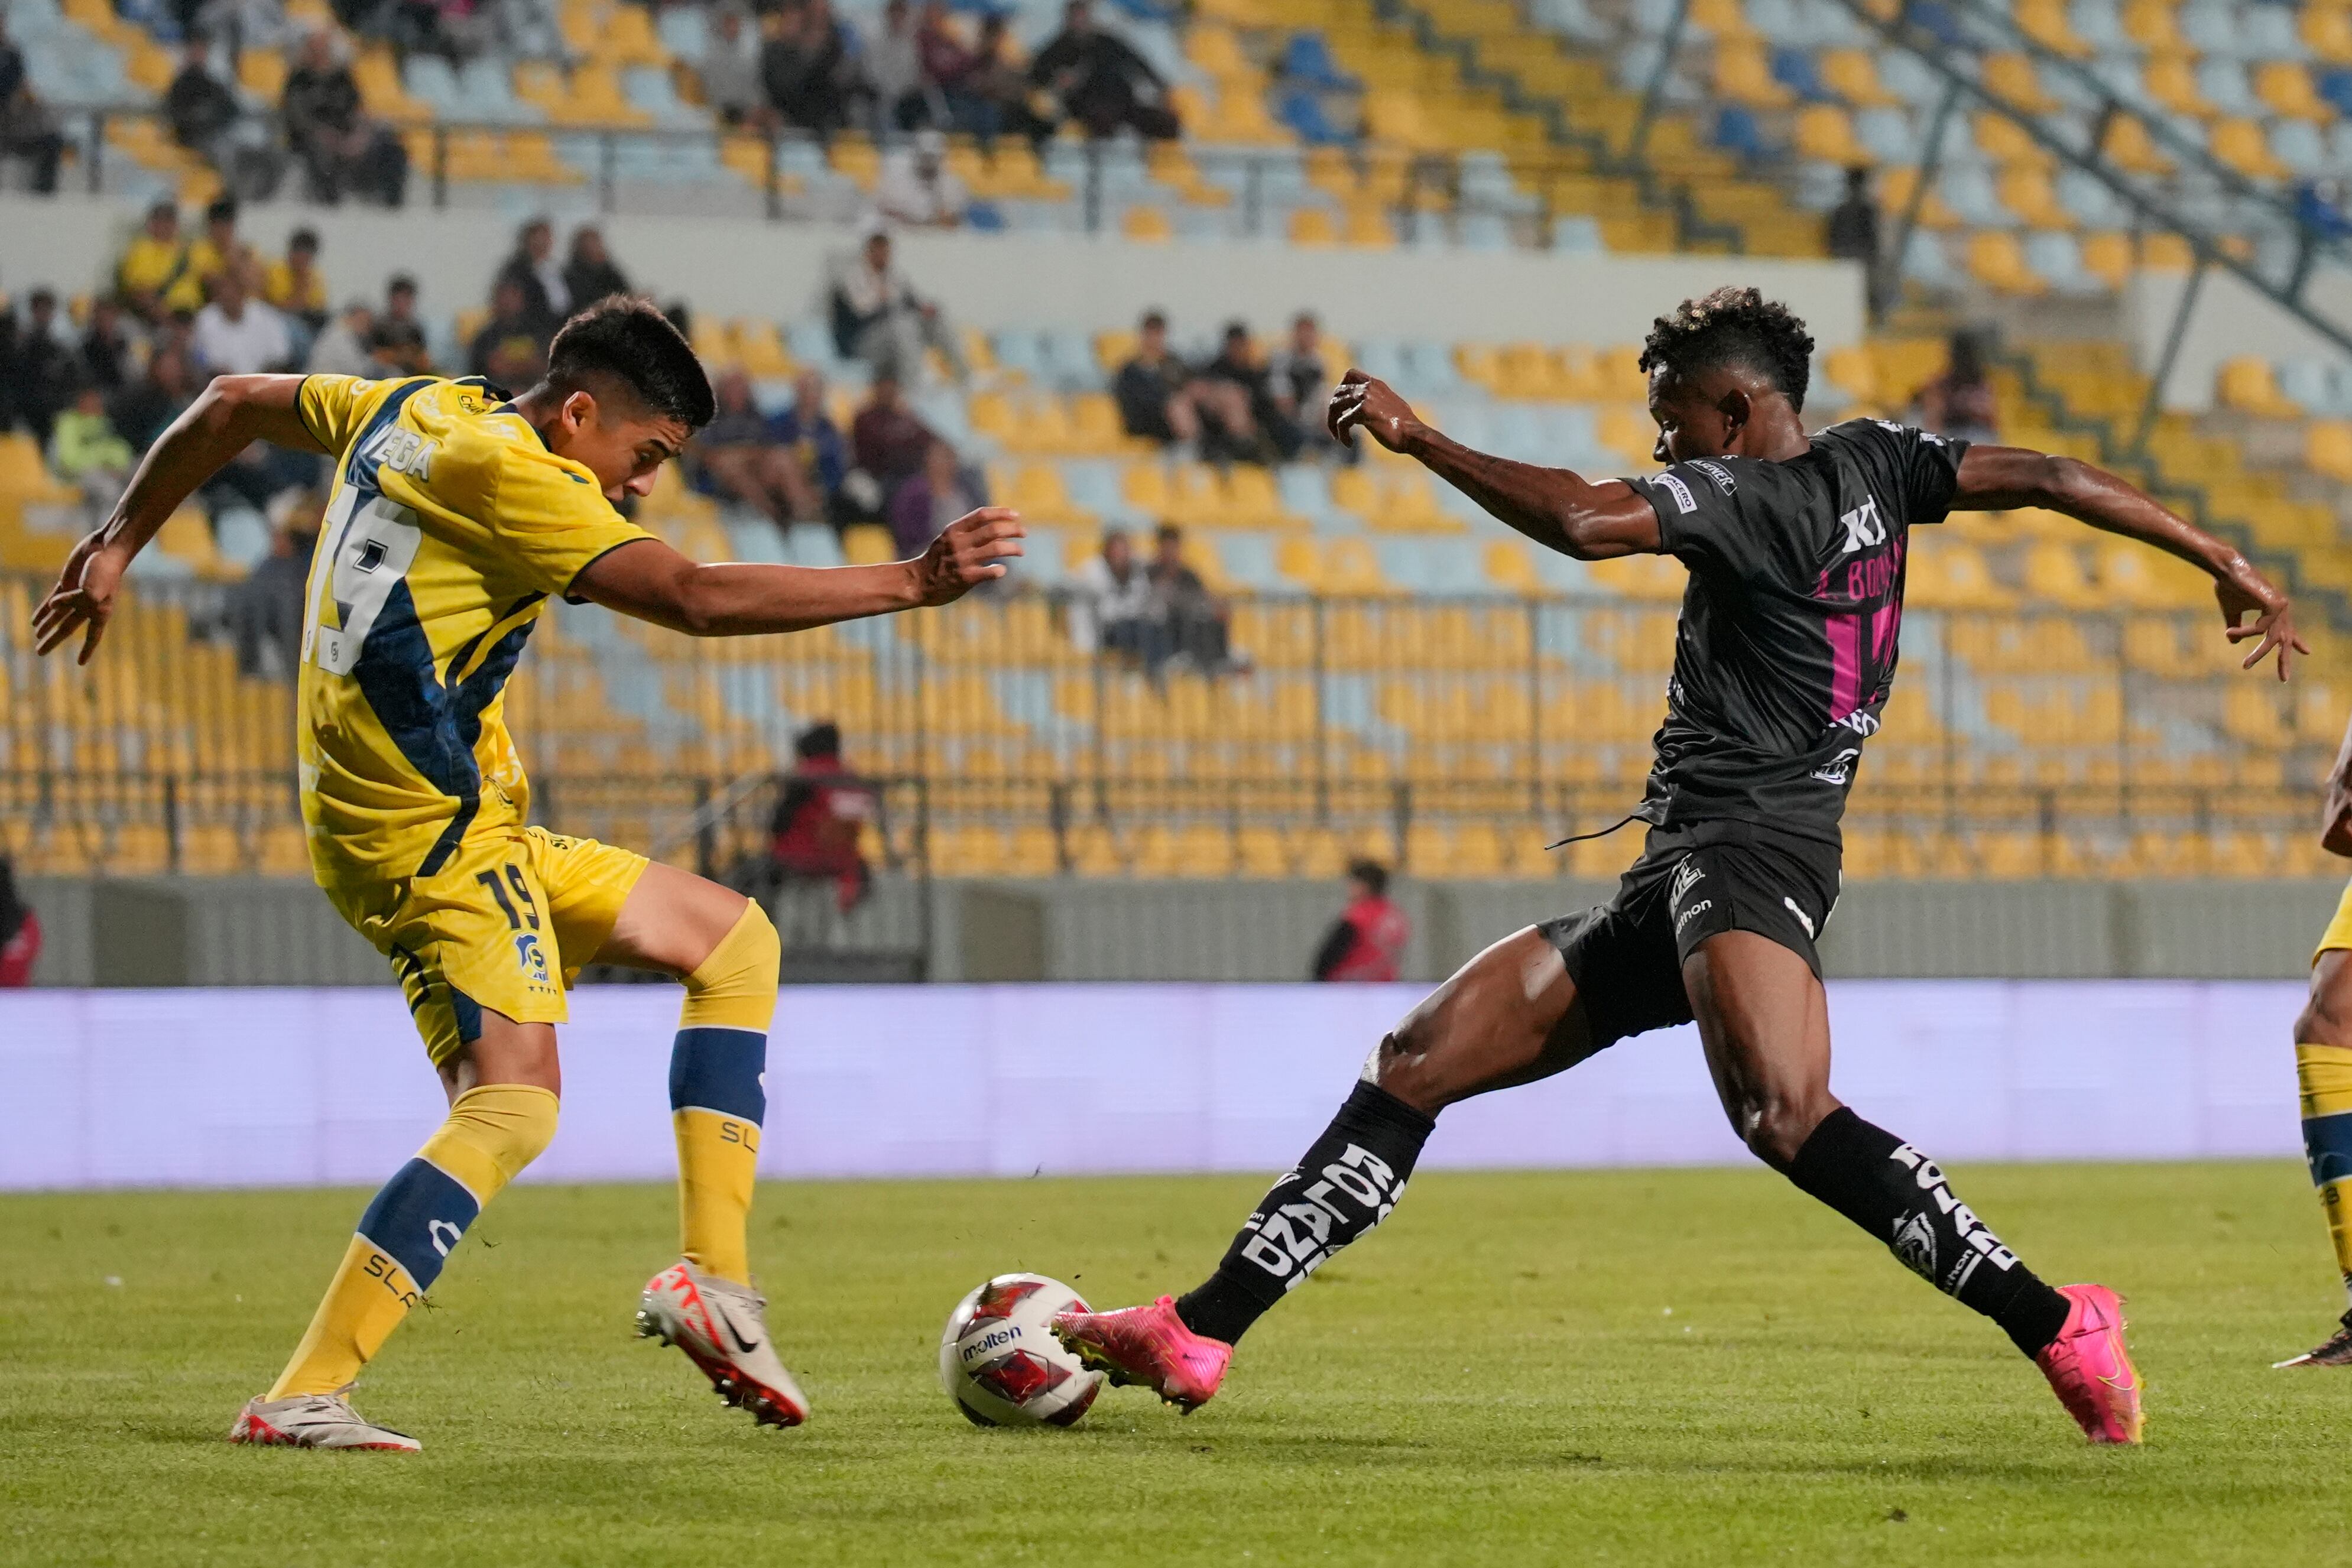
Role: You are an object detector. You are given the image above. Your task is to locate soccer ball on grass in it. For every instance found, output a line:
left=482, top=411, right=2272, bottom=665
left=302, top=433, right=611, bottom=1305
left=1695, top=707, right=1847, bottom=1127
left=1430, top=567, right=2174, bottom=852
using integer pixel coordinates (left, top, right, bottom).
left=938, top=1272, right=1102, bottom=1428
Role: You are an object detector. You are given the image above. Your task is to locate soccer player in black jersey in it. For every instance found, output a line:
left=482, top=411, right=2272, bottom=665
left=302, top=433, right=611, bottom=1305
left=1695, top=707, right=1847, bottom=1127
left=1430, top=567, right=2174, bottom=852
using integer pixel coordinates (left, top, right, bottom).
left=1053, top=287, right=2307, bottom=1444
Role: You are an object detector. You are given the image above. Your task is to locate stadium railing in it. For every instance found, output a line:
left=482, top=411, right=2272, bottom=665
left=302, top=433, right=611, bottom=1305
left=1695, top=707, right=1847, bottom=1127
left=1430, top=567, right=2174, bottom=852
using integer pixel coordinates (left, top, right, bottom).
left=4, top=571, right=2331, bottom=881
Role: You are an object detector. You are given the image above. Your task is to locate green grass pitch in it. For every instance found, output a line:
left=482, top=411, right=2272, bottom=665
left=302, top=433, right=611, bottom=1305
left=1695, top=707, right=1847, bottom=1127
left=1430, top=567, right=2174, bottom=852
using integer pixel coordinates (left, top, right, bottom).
left=4, top=1162, right=2346, bottom=1565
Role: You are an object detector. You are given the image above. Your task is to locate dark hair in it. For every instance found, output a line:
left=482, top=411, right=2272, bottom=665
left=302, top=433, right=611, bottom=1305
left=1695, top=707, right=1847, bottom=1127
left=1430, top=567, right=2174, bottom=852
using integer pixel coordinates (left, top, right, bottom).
left=205, top=195, right=238, bottom=226
left=1947, top=328, right=1986, bottom=387
left=290, top=227, right=320, bottom=251
left=388, top=272, right=417, bottom=294
left=1637, top=285, right=1814, bottom=413
left=796, top=721, right=842, bottom=760
left=1347, top=858, right=1388, bottom=897
left=1140, top=309, right=1167, bottom=330
left=545, top=294, right=716, bottom=430
left=147, top=199, right=177, bottom=222
left=1154, top=521, right=1182, bottom=542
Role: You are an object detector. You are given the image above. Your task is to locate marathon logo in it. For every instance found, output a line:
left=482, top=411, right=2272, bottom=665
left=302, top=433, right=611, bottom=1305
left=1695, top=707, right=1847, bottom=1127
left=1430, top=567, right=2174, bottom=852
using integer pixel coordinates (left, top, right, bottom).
left=1688, top=459, right=1737, bottom=494
left=1673, top=898, right=1713, bottom=935
left=1654, top=473, right=1698, bottom=514
left=1887, top=1143, right=2020, bottom=1297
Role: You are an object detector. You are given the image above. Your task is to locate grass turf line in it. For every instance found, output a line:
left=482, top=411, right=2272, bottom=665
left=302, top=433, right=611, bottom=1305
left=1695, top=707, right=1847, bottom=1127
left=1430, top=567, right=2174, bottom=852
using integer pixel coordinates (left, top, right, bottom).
left=2, top=1163, right=2344, bottom=1566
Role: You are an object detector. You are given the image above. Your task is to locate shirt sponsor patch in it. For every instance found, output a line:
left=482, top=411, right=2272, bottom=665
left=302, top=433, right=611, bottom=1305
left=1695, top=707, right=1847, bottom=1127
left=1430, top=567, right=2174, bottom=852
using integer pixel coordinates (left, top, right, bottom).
left=1655, top=473, right=1698, bottom=514
left=1688, top=459, right=1736, bottom=494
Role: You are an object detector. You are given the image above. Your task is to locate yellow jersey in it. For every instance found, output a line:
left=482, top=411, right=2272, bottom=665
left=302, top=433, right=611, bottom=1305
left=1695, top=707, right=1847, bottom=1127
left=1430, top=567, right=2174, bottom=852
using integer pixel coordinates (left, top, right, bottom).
left=294, top=375, right=650, bottom=891
left=265, top=258, right=328, bottom=317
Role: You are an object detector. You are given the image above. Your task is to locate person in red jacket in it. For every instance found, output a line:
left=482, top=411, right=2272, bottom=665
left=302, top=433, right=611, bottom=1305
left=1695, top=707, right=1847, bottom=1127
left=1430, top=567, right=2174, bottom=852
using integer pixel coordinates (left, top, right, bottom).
left=1310, top=859, right=1407, bottom=982
left=0, top=855, right=39, bottom=987
left=767, top=722, right=875, bottom=914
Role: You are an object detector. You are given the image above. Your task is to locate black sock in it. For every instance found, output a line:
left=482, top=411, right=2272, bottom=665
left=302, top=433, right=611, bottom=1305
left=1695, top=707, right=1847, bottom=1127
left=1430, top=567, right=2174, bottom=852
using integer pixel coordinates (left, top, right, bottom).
left=1175, top=1080, right=1436, bottom=1346
left=1787, top=1107, right=2072, bottom=1358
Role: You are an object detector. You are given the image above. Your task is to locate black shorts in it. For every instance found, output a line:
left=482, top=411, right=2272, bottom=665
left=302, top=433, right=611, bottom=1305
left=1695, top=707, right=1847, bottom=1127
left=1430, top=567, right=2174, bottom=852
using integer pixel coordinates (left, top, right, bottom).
left=1537, top=822, right=1841, bottom=1052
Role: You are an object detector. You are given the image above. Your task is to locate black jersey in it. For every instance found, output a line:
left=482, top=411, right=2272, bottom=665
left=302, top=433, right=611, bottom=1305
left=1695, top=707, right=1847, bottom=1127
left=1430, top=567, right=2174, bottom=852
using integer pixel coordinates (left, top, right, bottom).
left=1620, top=418, right=1968, bottom=846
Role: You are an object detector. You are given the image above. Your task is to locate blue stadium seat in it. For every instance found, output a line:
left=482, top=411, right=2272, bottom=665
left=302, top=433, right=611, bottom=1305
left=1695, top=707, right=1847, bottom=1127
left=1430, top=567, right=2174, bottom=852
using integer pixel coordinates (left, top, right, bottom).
left=1770, top=47, right=1831, bottom=103
left=1714, top=106, right=1769, bottom=160
left=784, top=524, right=845, bottom=569
left=1279, top=31, right=1355, bottom=90
left=725, top=519, right=791, bottom=564
left=1278, top=465, right=1336, bottom=525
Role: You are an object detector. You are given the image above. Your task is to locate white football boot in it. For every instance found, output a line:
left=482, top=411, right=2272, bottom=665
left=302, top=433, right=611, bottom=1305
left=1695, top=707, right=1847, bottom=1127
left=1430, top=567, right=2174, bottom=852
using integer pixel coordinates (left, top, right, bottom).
left=227, top=1385, right=421, bottom=1451
left=637, top=1261, right=810, bottom=1428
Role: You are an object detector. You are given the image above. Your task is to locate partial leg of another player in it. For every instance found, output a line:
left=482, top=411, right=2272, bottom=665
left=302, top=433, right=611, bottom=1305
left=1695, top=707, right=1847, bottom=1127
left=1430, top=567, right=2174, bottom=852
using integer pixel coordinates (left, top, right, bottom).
left=2280, top=946, right=2352, bottom=1368
left=231, top=1012, right=562, bottom=1451
left=594, top=861, right=810, bottom=1427
left=1683, top=930, right=2139, bottom=1444
left=1053, top=927, right=1597, bottom=1410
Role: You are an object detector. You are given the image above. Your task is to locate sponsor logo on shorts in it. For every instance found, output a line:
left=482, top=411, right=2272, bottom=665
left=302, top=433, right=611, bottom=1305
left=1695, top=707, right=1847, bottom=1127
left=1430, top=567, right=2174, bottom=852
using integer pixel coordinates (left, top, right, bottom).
left=1669, top=856, right=1705, bottom=908
left=1812, top=746, right=1860, bottom=785
left=1673, top=898, right=1713, bottom=935
left=1655, top=473, right=1698, bottom=514
left=1782, top=896, right=1815, bottom=940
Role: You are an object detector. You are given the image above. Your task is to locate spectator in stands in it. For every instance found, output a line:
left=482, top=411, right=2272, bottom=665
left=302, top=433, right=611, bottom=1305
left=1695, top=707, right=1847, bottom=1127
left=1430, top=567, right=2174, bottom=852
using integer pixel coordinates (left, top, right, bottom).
left=469, top=276, right=546, bottom=386
left=307, top=297, right=374, bottom=374
left=914, top=1, right=975, bottom=123
left=1909, top=329, right=1999, bottom=447
left=9, top=288, right=79, bottom=446
left=367, top=272, right=433, bottom=374
left=1825, top=166, right=1884, bottom=322
left=888, top=436, right=983, bottom=559
left=77, top=295, right=140, bottom=397
left=49, top=382, right=135, bottom=512
left=0, top=20, right=64, bottom=195
left=1269, top=309, right=1343, bottom=459
left=167, top=39, right=244, bottom=168
left=183, top=196, right=254, bottom=309
left=0, top=855, right=40, bottom=989
left=1150, top=522, right=1234, bottom=671
left=229, top=497, right=320, bottom=679
left=826, top=225, right=965, bottom=382
left=765, top=721, right=875, bottom=917
left=1203, top=320, right=1295, bottom=462
left=844, top=371, right=936, bottom=521
left=562, top=225, right=631, bottom=309
left=771, top=367, right=849, bottom=522
left=1029, top=0, right=1177, bottom=142
left=700, top=5, right=765, bottom=126
left=283, top=29, right=407, bottom=206
left=958, top=12, right=1048, bottom=148
left=866, top=0, right=929, bottom=132
left=1113, top=310, right=1250, bottom=459
left=192, top=262, right=293, bottom=375
left=493, top=217, right=571, bottom=345
left=761, top=0, right=861, bottom=138
left=1069, top=526, right=1164, bottom=667
left=874, top=128, right=969, bottom=228
left=264, top=226, right=330, bottom=332
left=117, top=202, right=195, bottom=323
left=695, top=368, right=802, bottom=527
left=1310, top=859, right=1408, bottom=982
left=110, top=343, right=199, bottom=450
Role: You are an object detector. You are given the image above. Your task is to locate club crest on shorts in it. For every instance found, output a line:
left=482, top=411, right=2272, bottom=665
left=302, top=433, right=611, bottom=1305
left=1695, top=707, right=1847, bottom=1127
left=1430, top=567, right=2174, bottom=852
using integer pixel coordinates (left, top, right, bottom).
left=1669, top=856, right=1705, bottom=908
left=514, top=931, right=550, bottom=986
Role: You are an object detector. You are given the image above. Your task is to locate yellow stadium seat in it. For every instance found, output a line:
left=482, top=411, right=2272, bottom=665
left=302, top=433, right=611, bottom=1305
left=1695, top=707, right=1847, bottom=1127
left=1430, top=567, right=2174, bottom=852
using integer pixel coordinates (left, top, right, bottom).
left=2098, top=541, right=2210, bottom=609
left=842, top=524, right=894, bottom=566
left=2022, top=542, right=2104, bottom=608
left=2209, top=119, right=2292, bottom=182
left=2307, top=3, right=2352, bottom=65
left=1965, top=231, right=2046, bottom=296
left=1688, top=0, right=1755, bottom=37
left=1288, top=206, right=1338, bottom=246
left=1712, top=40, right=1793, bottom=108
left=1793, top=105, right=1867, bottom=165
left=2123, top=0, right=2185, bottom=51
left=1482, top=538, right=1545, bottom=595
left=2256, top=60, right=2333, bottom=122
left=2143, top=54, right=2214, bottom=120
left=1121, top=205, right=1174, bottom=243
left=2015, top=0, right=2094, bottom=57
left=2307, top=420, right=2352, bottom=482
left=1973, top=113, right=2055, bottom=170
left=2216, top=356, right=2302, bottom=419
left=1997, top=168, right=2069, bottom=228
left=2097, top=113, right=2174, bottom=176
left=1877, top=165, right=1959, bottom=229
left=2079, top=231, right=2137, bottom=291
left=1818, top=49, right=1900, bottom=107
left=1982, top=53, right=2061, bottom=115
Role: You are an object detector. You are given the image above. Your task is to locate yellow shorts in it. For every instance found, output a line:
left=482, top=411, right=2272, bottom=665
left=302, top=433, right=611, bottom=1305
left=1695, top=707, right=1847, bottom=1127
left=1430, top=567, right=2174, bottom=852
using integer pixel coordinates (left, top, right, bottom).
left=2318, top=879, right=2352, bottom=966
left=329, top=824, right=649, bottom=1065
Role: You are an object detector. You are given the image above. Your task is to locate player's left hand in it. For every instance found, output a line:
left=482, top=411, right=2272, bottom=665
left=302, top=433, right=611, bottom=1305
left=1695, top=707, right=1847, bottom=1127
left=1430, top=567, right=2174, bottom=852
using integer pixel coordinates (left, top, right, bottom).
left=916, top=507, right=1024, bottom=606
left=2217, top=576, right=2306, bottom=681
left=32, top=530, right=133, bottom=665
left=1327, top=371, right=1422, bottom=453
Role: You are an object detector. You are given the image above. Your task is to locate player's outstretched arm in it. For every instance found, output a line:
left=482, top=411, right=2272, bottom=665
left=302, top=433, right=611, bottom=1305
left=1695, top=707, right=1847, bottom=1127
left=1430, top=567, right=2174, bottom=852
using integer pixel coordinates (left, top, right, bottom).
left=1326, top=370, right=1660, bottom=559
left=33, top=374, right=327, bottom=664
left=1952, top=443, right=2305, bottom=680
left=574, top=506, right=1024, bottom=637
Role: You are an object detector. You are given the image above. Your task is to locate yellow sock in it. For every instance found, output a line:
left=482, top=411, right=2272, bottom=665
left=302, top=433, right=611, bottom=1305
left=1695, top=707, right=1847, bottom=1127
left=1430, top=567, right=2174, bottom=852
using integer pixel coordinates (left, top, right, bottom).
left=2297, top=1041, right=2352, bottom=1304
left=670, top=902, right=780, bottom=1285
left=266, top=1085, right=559, bottom=1400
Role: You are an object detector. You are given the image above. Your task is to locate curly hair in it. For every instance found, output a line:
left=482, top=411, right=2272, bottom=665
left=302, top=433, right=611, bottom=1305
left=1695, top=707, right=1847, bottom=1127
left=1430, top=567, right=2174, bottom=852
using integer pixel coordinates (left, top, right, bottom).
left=1637, top=286, right=1814, bottom=413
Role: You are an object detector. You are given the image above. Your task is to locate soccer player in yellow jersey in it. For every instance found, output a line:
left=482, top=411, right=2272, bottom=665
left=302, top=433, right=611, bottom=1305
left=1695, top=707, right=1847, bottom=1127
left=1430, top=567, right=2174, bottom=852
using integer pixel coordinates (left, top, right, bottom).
left=33, top=297, right=1024, bottom=1449
left=2285, top=710, right=2352, bottom=1368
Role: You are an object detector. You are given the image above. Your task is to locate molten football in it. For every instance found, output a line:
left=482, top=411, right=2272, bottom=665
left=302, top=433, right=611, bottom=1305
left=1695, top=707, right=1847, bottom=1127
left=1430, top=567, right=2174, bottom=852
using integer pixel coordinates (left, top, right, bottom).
left=938, top=1272, right=1103, bottom=1428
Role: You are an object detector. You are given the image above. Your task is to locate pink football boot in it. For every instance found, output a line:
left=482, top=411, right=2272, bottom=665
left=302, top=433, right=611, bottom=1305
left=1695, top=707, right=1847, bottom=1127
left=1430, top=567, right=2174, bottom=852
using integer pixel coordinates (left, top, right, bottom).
left=1050, top=1296, right=1233, bottom=1413
left=2034, top=1283, right=2144, bottom=1445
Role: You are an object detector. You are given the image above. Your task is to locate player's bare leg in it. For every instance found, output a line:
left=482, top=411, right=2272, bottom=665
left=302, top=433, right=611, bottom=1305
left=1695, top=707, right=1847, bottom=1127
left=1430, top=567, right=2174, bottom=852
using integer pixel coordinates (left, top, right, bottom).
left=232, top=1009, right=560, bottom=1451
left=1054, top=929, right=1596, bottom=1410
left=598, top=863, right=809, bottom=1427
left=1683, top=931, right=2139, bottom=1444
left=2280, top=949, right=2352, bottom=1367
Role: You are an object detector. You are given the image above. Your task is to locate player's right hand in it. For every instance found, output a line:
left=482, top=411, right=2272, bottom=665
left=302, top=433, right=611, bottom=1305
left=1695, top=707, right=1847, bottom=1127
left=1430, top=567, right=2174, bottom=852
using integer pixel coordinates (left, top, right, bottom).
left=1327, top=370, right=1420, bottom=453
left=915, top=507, right=1024, bottom=606
left=32, top=531, right=133, bottom=665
